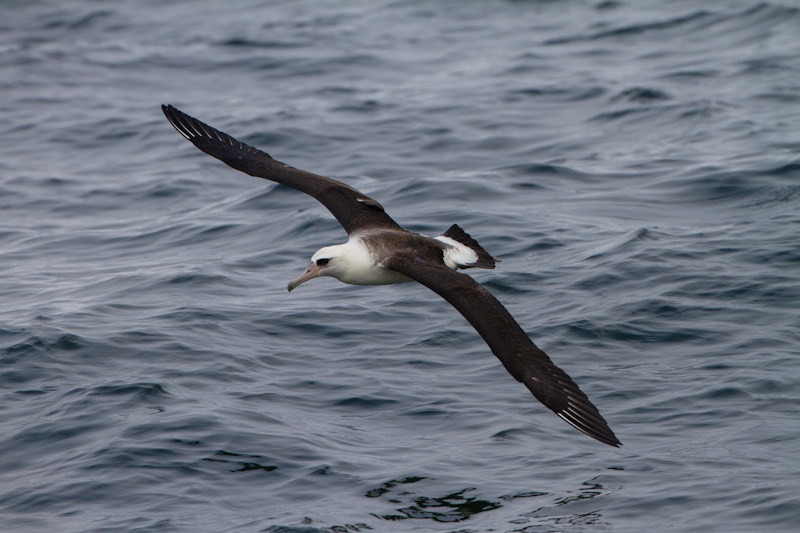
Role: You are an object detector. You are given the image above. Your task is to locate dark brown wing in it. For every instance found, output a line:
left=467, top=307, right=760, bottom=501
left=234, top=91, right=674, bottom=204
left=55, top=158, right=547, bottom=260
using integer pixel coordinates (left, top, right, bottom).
left=387, top=256, right=621, bottom=447
left=162, top=105, right=402, bottom=235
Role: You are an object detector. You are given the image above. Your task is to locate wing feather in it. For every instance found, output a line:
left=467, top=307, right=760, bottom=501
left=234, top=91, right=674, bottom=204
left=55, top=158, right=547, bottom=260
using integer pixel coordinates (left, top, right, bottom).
left=387, top=257, right=621, bottom=447
left=162, top=105, right=402, bottom=235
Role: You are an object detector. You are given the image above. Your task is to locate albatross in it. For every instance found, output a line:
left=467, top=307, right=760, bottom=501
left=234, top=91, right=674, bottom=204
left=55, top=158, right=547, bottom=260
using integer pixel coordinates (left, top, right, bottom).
left=162, top=104, right=621, bottom=447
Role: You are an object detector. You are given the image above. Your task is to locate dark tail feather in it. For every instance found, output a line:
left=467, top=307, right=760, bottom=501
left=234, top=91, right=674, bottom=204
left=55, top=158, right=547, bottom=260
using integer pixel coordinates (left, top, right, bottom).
left=442, top=224, right=500, bottom=269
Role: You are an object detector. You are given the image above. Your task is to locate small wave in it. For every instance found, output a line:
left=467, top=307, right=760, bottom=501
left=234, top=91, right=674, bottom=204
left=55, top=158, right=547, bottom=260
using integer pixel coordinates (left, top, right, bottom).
left=543, top=10, right=712, bottom=45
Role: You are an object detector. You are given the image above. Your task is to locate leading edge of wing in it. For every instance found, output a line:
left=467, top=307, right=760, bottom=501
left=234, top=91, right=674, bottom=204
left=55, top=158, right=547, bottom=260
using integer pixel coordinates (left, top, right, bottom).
left=161, top=105, right=402, bottom=234
left=387, top=256, right=621, bottom=447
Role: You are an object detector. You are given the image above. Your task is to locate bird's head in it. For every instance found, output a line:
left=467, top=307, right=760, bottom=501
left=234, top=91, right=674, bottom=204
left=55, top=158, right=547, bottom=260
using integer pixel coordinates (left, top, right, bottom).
left=287, top=245, right=345, bottom=292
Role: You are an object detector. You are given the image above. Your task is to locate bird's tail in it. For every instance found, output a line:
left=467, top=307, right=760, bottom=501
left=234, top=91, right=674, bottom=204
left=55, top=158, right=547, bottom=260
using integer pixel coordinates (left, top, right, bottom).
left=439, top=224, right=500, bottom=269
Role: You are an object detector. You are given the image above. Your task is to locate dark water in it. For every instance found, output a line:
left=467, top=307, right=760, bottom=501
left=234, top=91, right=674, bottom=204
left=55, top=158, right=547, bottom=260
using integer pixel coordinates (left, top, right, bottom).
left=2, top=1, right=799, bottom=531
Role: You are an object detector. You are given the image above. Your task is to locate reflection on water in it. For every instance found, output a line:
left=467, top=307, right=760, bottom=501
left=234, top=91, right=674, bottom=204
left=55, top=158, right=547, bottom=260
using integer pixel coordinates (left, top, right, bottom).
left=359, top=473, right=620, bottom=529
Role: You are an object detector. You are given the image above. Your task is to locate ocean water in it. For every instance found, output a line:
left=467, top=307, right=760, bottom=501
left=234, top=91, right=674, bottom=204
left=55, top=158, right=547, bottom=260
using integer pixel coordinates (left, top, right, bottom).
left=1, top=0, right=799, bottom=531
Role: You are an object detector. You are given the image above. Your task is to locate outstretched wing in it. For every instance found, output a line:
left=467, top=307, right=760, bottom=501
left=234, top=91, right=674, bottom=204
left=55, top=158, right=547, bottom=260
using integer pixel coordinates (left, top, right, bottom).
left=387, top=256, right=621, bottom=447
left=162, top=105, right=403, bottom=235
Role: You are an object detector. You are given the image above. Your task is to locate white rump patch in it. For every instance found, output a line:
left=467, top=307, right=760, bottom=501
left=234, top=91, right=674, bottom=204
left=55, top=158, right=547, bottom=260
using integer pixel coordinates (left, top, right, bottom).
left=435, top=236, right=479, bottom=270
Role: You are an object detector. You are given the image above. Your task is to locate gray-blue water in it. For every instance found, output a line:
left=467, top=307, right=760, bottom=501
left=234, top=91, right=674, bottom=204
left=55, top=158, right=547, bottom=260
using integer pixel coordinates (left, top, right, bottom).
left=2, top=1, right=799, bottom=531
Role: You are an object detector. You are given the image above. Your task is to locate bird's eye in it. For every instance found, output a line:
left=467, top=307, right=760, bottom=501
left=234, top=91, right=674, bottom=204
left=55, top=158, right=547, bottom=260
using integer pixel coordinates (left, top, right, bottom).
left=316, top=258, right=330, bottom=267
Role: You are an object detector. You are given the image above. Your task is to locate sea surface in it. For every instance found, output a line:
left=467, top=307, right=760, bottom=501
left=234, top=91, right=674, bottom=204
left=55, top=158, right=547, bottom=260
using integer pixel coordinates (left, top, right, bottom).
left=1, top=1, right=799, bottom=532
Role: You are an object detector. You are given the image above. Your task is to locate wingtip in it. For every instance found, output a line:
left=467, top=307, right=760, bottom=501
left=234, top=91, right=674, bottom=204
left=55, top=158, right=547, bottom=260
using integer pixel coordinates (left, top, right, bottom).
left=557, top=408, right=622, bottom=447
left=161, top=104, right=185, bottom=124
left=601, top=432, right=623, bottom=448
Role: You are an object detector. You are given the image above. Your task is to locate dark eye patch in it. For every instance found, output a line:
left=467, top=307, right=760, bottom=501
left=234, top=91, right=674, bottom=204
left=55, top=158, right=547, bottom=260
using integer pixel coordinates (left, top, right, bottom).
left=316, top=258, right=330, bottom=267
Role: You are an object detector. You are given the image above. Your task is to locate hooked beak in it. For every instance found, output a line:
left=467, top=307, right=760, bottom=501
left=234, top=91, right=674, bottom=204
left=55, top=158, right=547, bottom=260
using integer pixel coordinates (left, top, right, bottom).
left=287, top=262, right=319, bottom=292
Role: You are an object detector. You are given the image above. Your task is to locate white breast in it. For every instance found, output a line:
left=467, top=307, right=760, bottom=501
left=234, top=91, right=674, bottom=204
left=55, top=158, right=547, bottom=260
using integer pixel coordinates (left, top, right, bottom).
left=326, top=238, right=412, bottom=286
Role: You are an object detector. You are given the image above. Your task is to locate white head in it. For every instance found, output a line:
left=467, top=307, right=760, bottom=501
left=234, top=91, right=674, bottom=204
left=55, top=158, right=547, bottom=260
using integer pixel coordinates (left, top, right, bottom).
left=287, top=244, right=347, bottom=292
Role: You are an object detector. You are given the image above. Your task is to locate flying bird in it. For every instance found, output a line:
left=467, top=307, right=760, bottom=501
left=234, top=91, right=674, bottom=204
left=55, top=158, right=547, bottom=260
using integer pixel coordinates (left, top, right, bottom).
left=162, top=104, right=621, bottom=447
